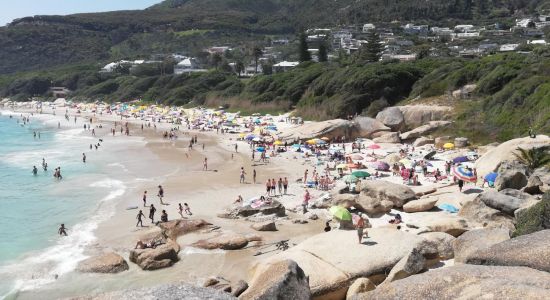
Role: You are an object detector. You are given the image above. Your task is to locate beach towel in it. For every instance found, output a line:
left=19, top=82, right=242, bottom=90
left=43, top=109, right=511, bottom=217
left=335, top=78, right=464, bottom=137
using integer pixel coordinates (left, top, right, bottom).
left=438, top=203, right=458, bottom=213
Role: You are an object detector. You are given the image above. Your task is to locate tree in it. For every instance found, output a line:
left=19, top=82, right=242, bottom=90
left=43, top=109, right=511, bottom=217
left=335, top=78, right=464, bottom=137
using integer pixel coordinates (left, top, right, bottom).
left=362, top=31, right=383, bottom=63
left=298, top=32, right=311, bottom=62
left=235, top=60, right=245, bottom=76
left=415, top=45, right=431, bottom=59
left=262, top=63, right=273, bottom=75
left=252, top=46, right=263, bottom=74
left=318, top=41, right=328, bottom=62
left=211, top=53, right=222, bottom=69
left=514, top=146, right=550, bottom=172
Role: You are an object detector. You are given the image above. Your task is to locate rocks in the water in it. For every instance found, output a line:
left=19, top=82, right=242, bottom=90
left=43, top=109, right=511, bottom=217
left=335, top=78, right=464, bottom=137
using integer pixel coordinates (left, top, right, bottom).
left=259, top=229, right=425, bottom=298
left=465, top=230, right=550, bottom=272
left=494, top=161, right=529, bottom=191
left=458, top=197, right=515, bottom=230
left=399, top=121, right=452, bottom=141
left=157, top=219, right=212, bottom=240
left=476, top=190, right=528, bottom=216
left=382, top=248, right=425, bottom=283
left=251, top=221, right=277, bottom=232
left=403, top=198, right=437, bottom=213
left=375, top=107, right=405, bottom=131
left=78, top=283, right=237, bottom=299
left=417, top=232, right=456, bottom=259
left=454, top=137, right=469, bottom=148
left=361, top=180, right=416, bottom=207
left=452, top=228, right=510, bottom=263
left=523, top=175, right=544, bottom=195
left=512, top=193, right=550, bottom=237
left=412, top=136, right=434, bottom=147
left=353, top=117, right=391, bottom=138
left=234, top=200, right=286, bottom=218
left=345, top=278, right=375, bottom=300
left=353, top=265, right=550, bottom=300
left=372, top=132, right=401, bottom=144
left=231, top=280, right=248, bottom=297
left=192, top=232, right=258, bottom=250
left=355, top=195, right=393, bottom=216
left=240, top=259, right=310, bottom=300
left=76, top=252, right=129, bottom=274
left=129, top=243, right=179, bottom=271
left=398, top=105, right=452, bottom=129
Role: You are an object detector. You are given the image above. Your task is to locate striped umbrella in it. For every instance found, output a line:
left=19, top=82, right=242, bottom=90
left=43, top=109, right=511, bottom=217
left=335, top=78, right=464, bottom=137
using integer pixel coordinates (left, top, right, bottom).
left=453, top=166, right=476, bottom=182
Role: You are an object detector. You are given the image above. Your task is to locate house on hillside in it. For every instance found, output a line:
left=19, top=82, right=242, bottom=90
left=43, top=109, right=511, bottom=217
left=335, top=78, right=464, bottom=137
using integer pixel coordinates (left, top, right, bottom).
left=499, top=44, right=519, bottom=52
left=273, top=61, right=299, bottom=73
left=174, top=58, right=206, bottom=74
left=403, top=24, right=429, bottom=35
left=362, top=24, right=376, bottom=32
left=207, top=46, right=231, bottom=54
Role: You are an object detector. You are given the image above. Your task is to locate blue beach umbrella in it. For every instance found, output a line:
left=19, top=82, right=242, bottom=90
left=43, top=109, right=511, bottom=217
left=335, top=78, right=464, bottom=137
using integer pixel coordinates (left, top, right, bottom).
left=256, top=147, right=265, bottom=152
left=485, top=172, right=498, bottom=183
left=453, top=156, right=469, bottom=164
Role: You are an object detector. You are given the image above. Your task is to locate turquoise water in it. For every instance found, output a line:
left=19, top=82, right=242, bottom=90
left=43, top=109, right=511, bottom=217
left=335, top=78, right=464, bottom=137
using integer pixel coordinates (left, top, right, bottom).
left=0, top=112, right=127, bottom=297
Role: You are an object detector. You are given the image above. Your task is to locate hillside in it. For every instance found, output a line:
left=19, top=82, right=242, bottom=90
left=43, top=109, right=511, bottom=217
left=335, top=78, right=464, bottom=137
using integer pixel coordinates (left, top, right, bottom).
left=0, top=0, right=545, bottom=74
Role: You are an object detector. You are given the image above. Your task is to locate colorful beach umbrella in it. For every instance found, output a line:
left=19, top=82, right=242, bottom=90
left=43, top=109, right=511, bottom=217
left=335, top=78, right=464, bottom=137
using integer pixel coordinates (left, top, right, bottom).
left=443, top=143, right=455, bottom=149
left=453, top=156, right=469, bottom=164
left=273, top=140, right=283, bottom=146
left=343, top=174, right=359, bottom=183
left=329, top=206, right=352, bottom=221
left=336, top=164, right=348, bottom=169
left=484, top=172, right=498, bottom=183
left=256, top=147, right=265, bottom=152
left=367, top=144, right=381, bottom=149
left=453, top=166, right=476, bottom=182
left=349, top=154, right=364, bottom=160
left=352, top=171, right=371, bottom=178
left=372, top=161, right=390, bottom=171
left=321, top=137, right=330, bottom=141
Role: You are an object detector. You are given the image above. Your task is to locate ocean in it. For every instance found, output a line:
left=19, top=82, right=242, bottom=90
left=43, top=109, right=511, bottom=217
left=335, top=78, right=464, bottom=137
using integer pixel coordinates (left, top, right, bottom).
left=0, top=111, right=127, bottom=298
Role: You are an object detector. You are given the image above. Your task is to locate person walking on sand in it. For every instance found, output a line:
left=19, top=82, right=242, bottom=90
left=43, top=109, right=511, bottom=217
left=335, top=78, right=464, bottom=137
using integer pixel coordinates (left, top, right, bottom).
left=58, top=224, right=68, bottom=236
left=240, top=167, right=246, bottom=183
left=184, top=203, right=192, bottom=215
left=235, top=144, right=238, bottom=153
left=253, top=169, right=257, bottom=184
left=136, top=210, right=145, bottom=227
left=304, top=169, right=309, bottom=183
left=278, top=178, right=283, bottom=195
left=265, top=179, right=271, bottom=196
left=356, top=214, right=368, bottom=244
left=203, top=158, right=208, bottom=171
left=271, top=178, right=276, bottom=196
left=283, top=177, right=288, bottom=194
left=157, top=185, right=165, bottom=204
left=178, top=203, right=185, bottom=219
left=302, top=190, right=311, bottom=214
left=149, top=204, right=156, bottom=223
left=143, top=191, right=147, bottom=207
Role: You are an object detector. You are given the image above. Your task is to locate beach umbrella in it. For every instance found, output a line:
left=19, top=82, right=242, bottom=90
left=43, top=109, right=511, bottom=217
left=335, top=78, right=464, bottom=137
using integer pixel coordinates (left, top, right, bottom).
left=329, top=206, right=352, bottom=221
left=424, top=151, right=437, bottom=160
left=273, top=140, right=283, bottom=146
left=399, top=159, right=412, bottom=167
left=350, top=154, right=364, bottom=160
left=372, top=161, right=390, bottom=171
left=485, top=172, right=498, bottom=183
left=256, top=147, right=265, bottom=152
left=367, top=144, right=381, bottom=149
left=245, top=134, right=256, bottom=140
left=336, top=163, right=348, bottom=169
left=453, top=156, right=469, bottom=164
left=292, top=144, right=301, bottom=148
left=352, top=171, right=371, bottom=178
left=384, top=153, right=401, bottom=164
left=343, top=174, right=358, bottom=183
left=306, top=139, right=317, bottom=145
left=253, top=137, right=262, bottom=142
left=443, top=143, right=455, bottom=149
left=321, top=137, right=330, bottom=141
left=453, top=166, right=476, bottom=182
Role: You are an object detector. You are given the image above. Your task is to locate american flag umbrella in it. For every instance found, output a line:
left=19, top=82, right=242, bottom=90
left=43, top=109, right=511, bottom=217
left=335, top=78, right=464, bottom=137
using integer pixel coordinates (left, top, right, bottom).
left=453, top=166, right=476, bottom=182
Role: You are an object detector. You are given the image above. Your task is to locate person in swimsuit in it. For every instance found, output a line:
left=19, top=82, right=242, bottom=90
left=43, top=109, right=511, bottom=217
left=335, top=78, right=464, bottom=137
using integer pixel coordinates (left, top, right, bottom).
left=283, top=177, right=288, bottom=194
left=203, top=158, right=208, bottom=171
left=32, top=166, right=38, bottom=175
left=271, top=178, right=276, bottom=196
left=58, top=224, right=68, bottom=236
left=160, top=210, right=168, bottom=223
left=240, top=167, right=246, bottom=183
left=278, top=178, right=283, bottom=195
left=136, top=210, right=145, bottom=227
left=143, top=191, right=147, bottom=207
left=253, top=169, right=256, bottom=184
left=178, top=203, right=185, bottom=219
left=157, top=185, right=165, bottom=205
left=82, top=153, right=86, bottom=163
left=265, top=179, right=271, bottom=196
left=184, top=203, right=192, bottom=215
left=149, top=204, right=156, bottom=223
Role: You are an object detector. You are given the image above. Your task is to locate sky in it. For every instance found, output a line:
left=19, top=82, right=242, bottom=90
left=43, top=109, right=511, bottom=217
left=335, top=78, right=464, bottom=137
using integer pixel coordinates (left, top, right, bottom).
left=0, top=0, right=162, bottom=26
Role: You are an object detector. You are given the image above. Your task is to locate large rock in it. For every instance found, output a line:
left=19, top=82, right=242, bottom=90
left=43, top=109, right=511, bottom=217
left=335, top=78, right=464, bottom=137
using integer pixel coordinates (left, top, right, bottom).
left=361, top=180, right=416, bottom=207
left=375, top=107, right=404, bottom=131
left=157, top=219, right=212, bottom=240
left=452, top=228, right=510, bottom=263
left=76, top=283, right=237, bottom=300
left=465, top=230, right=550, bottom=272
left=475, top=135, right=550, bottom=176
left=523, top=175, right=544, bottom=195
left=251, top=221, right=277, bottom=232
left=476, top=190, right=528, bottom=216
left=231, top=280, right=249, bottom=297
left=403, top=198, right=437, bottom=213
left=454, top=137, right=469, bottom=148
left=512, top=193, right=550, bottom=237
left=260, top=229, right=425, bottom=299
left=458, top=197, right=515, bottom=230
left=494, top=161, right=529, bottom=191
left=353, top=117, right=391, bottom=138
left=222, top=200, right=286, bottom=218
left=76, top=252, right=129, bottom=274
left=399, top=121, right=452, bottom=141
left=191, top=232, right=256, bottom=250
left=129, top=242, right=179, bottom=271
left=407, top=213, right=470, bottom=237
left=278, top=119, right=356, bottom=142
left=372, top=132, right=401, bottom=144
left=355, top=195, right=393, bottom=216
left=345, top=278, right=375, bottom=300
left=353, top=265, right=550, bottom=300
left=412, top=136, right=434, bottom=147
left=382, top=248, right=425, bottom=283
left=398, top=105, right=452, bottom=129
left=417, top=232, right=456, bottom=259
left=240, top=260, right=310, bottom=300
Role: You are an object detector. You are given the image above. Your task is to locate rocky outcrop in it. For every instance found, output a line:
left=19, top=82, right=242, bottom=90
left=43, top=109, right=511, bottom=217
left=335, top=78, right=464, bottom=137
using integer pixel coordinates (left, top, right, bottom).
left=129, top=242, right=179, bottom=271
left=512, top=193, right=549, bottom=237
left=157, top=219, right=212, bottom=240
left=523, top=175, right=544, bottom=195
left=345, top=278, right=375, bottom=300
left=192, top=232, right=259, bottom=250
left=372, top=132, right=401, bottom=144
left=494, top=161, right=529, bottom=191
left=278, top=119, right=356, bottom=142
left=399, top=121, right=452, bottom=141
left=231, top=280, right=248, bottom=297
left=397, top=105, right=452, bottom=129
left=417, top=232, right=455, bottom=259
left=452, top=228, right=510, bottom=263
left=475, top=135, right=550, bottom=176
left=382, top=248, right=425, bottom=283
left=353, top=117, right=391, bottom=138
left=458, top=197, right=515, bottom=230
left=476, top=190, right=528, bottom=216
left=465, top=230, right=550, bottom=272
left=407, top=213, right=469, bottom=237
left=454, top=137, right=469, bottom=148
left=251, top=221, right=277, bottom=231
left=75, top=283, right=237, bottom=300
left=355, top=195, right=394, bottom=216
left=76, top=252, right=129, bottom=274
left=240, top=260, right=310, bottom=300
left=412, top=136, right=434, bottom=147
left=403, top=198, right=437, bottom=213
left=353, top=265, right=550, bottom=300
left=220, top=200, right=285, bottom=219
left=361, top=180, right=416, bottom=207
left=375, top=107, right=405, bottom=131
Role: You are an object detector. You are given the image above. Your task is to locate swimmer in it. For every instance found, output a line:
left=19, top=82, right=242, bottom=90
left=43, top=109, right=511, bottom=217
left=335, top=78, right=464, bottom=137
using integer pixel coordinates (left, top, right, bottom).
left=58, top=224, right=68, bottom=236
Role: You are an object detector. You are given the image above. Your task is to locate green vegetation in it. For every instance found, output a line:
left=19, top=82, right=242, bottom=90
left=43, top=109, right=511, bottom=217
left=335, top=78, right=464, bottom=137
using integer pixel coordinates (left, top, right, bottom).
left=298, top=32, right=311, bottom=62
left=362, top=32, right=383, bottom=63
left=514, top=147, right=550, bottom=172
left=512, top=192, right=550, bottom=237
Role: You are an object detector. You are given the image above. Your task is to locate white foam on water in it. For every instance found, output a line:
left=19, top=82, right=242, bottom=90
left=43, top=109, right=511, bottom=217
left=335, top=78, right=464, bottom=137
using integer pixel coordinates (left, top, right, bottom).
left=0, top=179, right=127, bottom=297
left=181, top=247, right=226, bottom=255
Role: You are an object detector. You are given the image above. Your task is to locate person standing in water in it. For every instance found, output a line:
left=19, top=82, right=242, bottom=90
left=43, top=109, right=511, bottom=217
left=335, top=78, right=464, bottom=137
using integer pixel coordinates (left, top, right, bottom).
left=157, top=185, right=165, bottom=205
left=136, top=210, right=145, bottom=227
left=149, top=204, right=156, bottom=223
left=143, top=191, right=147, bottom=207
left=32, top=166, right=38, bottom=175
left=82, top=153, right=86, bottom=163
left=58, top=224, right=68, bottom=236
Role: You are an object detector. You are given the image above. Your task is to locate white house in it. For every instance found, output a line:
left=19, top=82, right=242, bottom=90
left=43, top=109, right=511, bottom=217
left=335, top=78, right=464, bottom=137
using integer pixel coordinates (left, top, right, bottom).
left=362, top=23, right=376, bottom=32
left=528, top=39, right=547, bottom=45
left=500, top=44, right=520, bottom=52
left=516, top=18, right=533, bottom=28
left=174, top=58, right=206, bottom=74
left=273, top=61, right=299, bottom=73
left=454, top=25, right=474, bottom=32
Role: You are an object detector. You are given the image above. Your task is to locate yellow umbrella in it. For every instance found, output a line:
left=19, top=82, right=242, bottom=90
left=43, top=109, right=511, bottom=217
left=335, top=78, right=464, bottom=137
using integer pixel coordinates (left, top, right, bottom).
left=443, top=143, right=455, bottom=149
left=274, top=140, right=283, bottom=146
left=239, top=133, right=246, bottom=138
left=306, top=139, right=317, bottom=145
left=336, top=164, right=348, bottom=169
